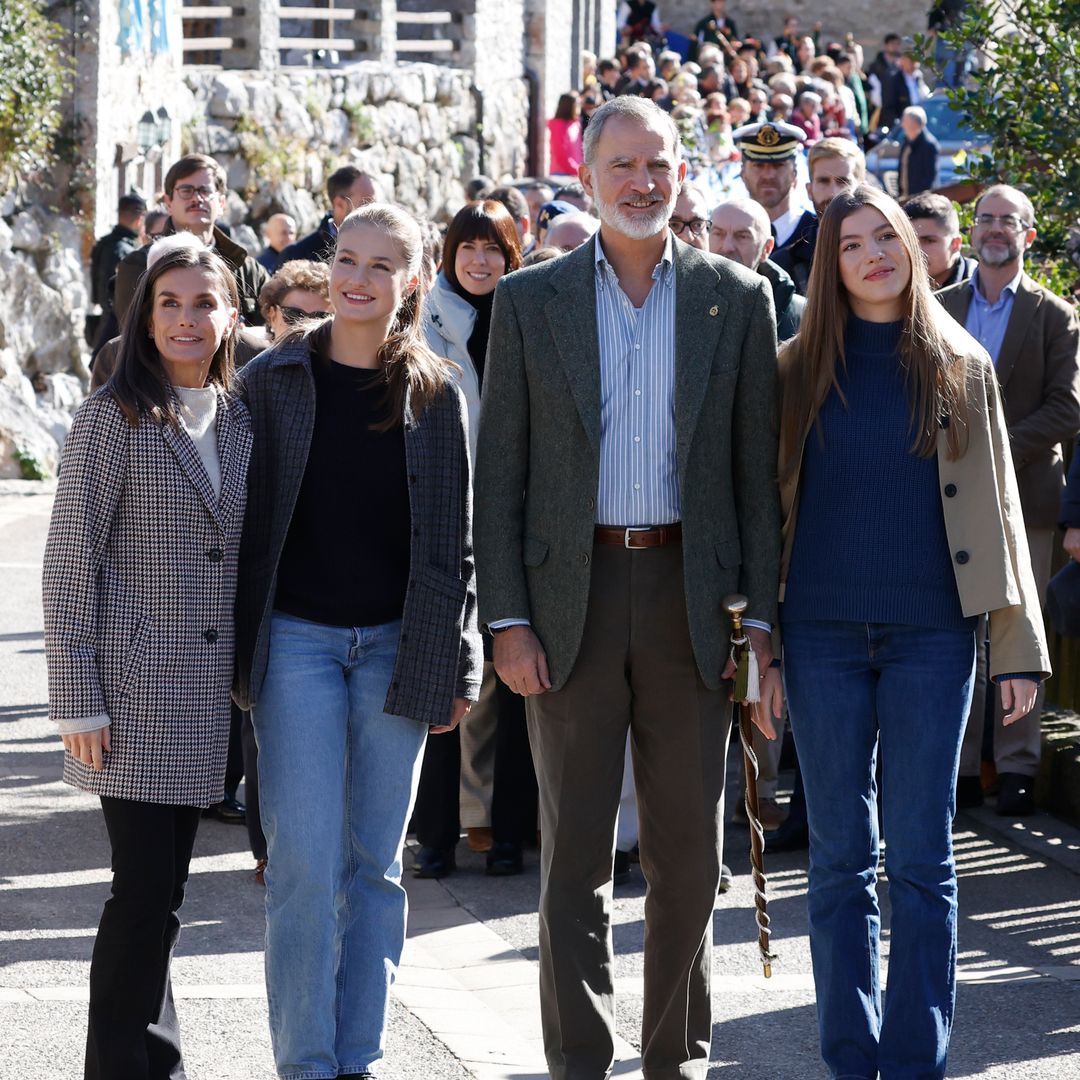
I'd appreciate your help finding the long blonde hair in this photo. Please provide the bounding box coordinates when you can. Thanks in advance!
[779,184,970,480]
[324,202,455,430]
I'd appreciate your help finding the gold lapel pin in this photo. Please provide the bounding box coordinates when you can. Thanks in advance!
[709,305,719,316]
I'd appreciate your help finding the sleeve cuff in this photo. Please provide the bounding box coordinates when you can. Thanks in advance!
[55,713,111,735]
[992,673,1042,685]
[488,618,531,630]
[743,619,773,634]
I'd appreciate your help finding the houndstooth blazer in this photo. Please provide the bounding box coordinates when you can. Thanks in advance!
[232,335,482,724]
[42,388,252,806]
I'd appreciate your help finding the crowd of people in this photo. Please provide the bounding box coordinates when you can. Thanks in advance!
[51,5,1078,1080]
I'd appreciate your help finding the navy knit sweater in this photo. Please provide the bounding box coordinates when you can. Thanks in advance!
[783,316,975,632]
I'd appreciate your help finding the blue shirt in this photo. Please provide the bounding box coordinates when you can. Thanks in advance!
[965,267,1022,366]
[594,233,680,526]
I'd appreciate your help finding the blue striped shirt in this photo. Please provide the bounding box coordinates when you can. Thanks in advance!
[595,234,680,526]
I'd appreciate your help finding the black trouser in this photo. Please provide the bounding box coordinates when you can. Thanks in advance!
[240,708,267,861]
[413,665,538,849]
[85,797,201,1080]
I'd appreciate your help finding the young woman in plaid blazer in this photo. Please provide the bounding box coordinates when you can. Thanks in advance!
[233,203,482,1080]
[43,239,252,1080]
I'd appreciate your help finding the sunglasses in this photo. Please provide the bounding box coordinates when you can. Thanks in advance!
[281,306,331,324]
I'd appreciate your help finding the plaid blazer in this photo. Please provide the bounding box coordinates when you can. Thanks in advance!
[232,337,482,724]
[43,388,252,806]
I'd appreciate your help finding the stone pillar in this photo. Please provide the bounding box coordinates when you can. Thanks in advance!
[372,0,398,65]
[229,0,279,71]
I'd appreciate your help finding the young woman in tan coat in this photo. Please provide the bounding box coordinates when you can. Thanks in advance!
[774,185,1048,1080]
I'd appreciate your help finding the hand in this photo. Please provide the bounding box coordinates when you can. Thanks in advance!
[721,626,774,681]
[493,625,552,696]
[430,697,472,735]
[1000,679,1038,726]
[750,666,784,741]
[1063,527,1080,562]
[61,724,111,770]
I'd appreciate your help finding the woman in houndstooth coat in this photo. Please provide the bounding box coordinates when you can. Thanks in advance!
[42,240,252,1080]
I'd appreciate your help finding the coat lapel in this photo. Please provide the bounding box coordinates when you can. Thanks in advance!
[673,243,728,478]
[994,276,1039,389]
[161,413,223,529]
[546,242,601,451]
[214,393,252,530]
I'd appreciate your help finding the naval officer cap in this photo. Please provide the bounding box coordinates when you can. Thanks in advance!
[733,120,807,162]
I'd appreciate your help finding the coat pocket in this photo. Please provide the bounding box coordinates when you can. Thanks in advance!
[523,536,550,567]
[118,616,152,699]
[715,537,742,569]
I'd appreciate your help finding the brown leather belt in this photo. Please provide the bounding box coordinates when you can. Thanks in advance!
[594,523,683,549]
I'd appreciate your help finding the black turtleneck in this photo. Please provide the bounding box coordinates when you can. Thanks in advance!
[452,281,495,389]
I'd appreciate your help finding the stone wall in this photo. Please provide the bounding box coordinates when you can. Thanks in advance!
[180,60,529,231]
[634,1,929,57]
[0,205,87,479]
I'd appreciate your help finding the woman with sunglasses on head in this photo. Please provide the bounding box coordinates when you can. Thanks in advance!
[413,200,538,877]
[233,203,481,1079]
[44,235,251,1080]
[775,184,1048,1079]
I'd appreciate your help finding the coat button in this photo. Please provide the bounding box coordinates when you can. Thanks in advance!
[408,474,418,484]
[580,552,590,565]
[944,484,957,498]
[204,628,219,643]
[587,496,596,510]
[955,551,970,565]
[207,548,224,562]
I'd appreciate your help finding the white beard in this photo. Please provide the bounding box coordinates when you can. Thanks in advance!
[593,187,677,240]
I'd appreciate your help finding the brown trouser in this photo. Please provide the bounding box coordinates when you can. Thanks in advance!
[960,526,1053,779]
[526,541,731,1080]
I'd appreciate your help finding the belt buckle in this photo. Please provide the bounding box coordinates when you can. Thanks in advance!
[624,526,651,549]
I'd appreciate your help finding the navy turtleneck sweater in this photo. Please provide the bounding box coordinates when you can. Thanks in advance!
[782,316,975,631]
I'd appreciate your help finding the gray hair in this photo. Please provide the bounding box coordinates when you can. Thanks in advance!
[974,183,1036,228]
[902,105,927,127]
[582,96,682,167]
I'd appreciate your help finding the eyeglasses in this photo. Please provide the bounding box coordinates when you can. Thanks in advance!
[281,306,331,325]
[974,213,1030,233]
[670,217,708,239]
[173,184,216,201]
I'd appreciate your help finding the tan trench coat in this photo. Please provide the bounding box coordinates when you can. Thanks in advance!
[777,339,1051,680]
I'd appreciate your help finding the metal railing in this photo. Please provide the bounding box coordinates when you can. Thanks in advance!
[395,1,467,64]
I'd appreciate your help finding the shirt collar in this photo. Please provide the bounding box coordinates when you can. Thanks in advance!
[971,265,1023,305]
[594,230,675,287]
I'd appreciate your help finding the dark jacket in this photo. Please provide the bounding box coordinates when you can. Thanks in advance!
[279,214,337,265]
[771,210,817,297]
[257,246,286,275]
[940,273,1080,527]
[231,335,482,722]
[758,259,805,343]
[879,69,928,131]
[939,254,978,291]
[115,222,270,328]
[899,129,940,198]
[1061,436,1080,528]
[473,236,781,691]
[90,224,140,310]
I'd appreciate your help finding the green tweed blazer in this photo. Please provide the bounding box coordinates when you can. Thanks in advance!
[474,235,782,692]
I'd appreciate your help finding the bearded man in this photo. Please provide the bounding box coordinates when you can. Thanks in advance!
[474,95,782,1080]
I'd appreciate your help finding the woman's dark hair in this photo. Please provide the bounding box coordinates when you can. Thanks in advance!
[441,200,522,294]
[554,92,580,121]
[325,203,457,431]
[109,245,239,428]
[779,184,971,480]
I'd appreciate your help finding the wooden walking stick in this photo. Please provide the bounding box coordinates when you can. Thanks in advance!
[723,594,776,978]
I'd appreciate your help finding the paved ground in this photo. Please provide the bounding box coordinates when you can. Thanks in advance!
[2,483,1079,1079]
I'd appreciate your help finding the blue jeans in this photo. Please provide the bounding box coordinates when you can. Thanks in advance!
[782,621,976,1080]
[252,613,428,1080]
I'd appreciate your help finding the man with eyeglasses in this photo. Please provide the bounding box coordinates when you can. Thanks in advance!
[667,182,709,247]
[941,184,1080,817]
[114,154,270,327]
